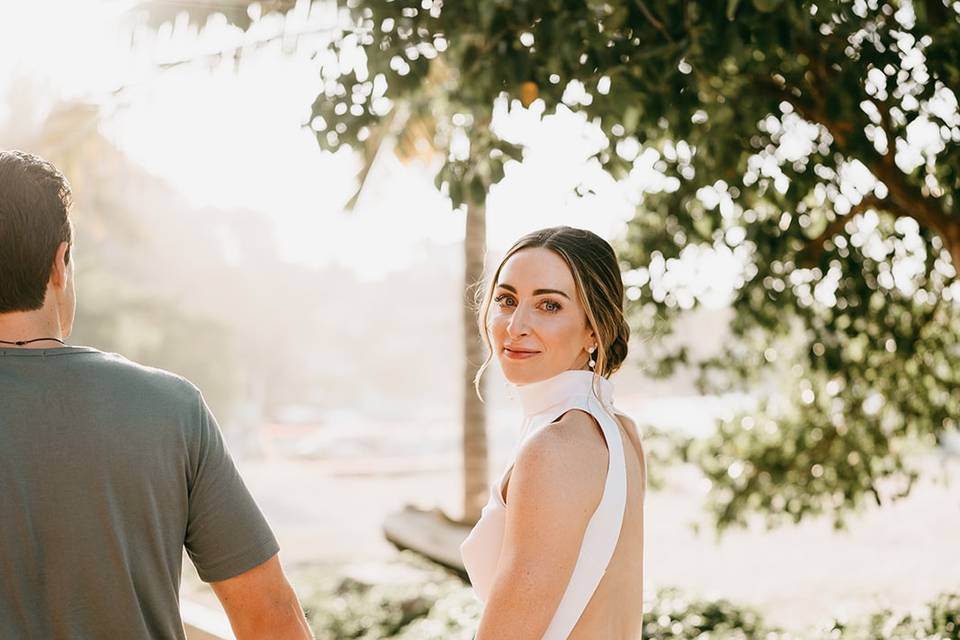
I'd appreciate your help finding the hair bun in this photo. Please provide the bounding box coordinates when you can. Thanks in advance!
[604,316,631,376]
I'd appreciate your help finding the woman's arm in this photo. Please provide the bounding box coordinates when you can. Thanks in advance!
[475,410,609,640]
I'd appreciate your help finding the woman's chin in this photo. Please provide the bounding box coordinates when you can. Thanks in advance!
[498,358,556,386]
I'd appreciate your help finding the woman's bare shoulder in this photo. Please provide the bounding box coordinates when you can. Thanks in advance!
[524,409,609,462]
[511,411,608,508]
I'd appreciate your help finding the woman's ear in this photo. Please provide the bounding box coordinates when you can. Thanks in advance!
[583,327,597,351]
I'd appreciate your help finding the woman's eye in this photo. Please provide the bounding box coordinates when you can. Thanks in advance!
[494,295,516,308]
[541,300,561,312]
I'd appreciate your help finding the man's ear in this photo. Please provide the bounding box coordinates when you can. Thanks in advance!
[49,242,71,290]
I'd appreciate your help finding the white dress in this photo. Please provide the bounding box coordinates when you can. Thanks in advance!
[460,369,632,639]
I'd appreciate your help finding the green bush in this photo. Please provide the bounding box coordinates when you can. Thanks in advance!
[826,592,960,640]
[299,555,960,639]
[392,588,481,640]
[306,581,433,639]
[642,588,790,639]
[300,553,476,640]
[299,556,784,639]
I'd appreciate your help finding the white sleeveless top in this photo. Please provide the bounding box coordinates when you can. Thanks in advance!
[459,369,630,639]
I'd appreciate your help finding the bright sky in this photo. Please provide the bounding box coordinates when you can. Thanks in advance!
[0,0,637,280]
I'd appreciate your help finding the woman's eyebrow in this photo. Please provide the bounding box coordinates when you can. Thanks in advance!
[534,288,571,299]
[496,283,570,299]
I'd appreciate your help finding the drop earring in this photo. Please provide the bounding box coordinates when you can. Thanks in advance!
[588,346,596,369]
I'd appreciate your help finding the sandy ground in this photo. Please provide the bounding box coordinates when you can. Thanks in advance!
[175,448,960,635]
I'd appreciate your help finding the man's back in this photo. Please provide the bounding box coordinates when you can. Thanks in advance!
[1,345,279,639]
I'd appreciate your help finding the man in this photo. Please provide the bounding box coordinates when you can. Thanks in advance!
[0,150,313,639]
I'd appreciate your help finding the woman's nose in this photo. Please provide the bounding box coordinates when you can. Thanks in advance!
[506,304,531,338]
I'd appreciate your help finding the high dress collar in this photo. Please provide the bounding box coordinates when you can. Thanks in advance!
[515,369,615,418]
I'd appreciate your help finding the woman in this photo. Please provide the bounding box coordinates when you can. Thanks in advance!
[461,226,647,639]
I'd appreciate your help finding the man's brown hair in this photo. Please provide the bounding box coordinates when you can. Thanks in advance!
[0,150,73,313]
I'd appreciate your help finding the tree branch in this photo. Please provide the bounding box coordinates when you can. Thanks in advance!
[875,97,897,164]
[871,160,960,272]
[798,195,883,267]
[753,75,854,147]
[155,24,339,69]
[634,1,674,44]
[755,72,960,273]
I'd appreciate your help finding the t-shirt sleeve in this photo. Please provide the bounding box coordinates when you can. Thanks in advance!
[184,390,279,582]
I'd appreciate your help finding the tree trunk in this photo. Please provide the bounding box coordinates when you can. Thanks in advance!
[461,199,489,525]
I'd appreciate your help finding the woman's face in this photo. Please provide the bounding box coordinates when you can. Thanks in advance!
[489,247,596,385]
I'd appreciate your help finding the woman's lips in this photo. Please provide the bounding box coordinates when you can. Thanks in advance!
[502,347,540,360]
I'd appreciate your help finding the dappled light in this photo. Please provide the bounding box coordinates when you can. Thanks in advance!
[3,0,960,638]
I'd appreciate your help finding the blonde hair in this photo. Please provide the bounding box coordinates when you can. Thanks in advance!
[474,226,630,394]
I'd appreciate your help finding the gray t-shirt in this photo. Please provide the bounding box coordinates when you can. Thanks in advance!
[0,346,279,639]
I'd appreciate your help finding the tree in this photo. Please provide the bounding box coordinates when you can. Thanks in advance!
[143,0,960,530]
[313,0,960,530]
[139,0,523,523]
[306,8,529,525]
[546,0,960,531]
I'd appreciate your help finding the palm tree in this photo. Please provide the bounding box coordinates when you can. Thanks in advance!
[349,99,491,524]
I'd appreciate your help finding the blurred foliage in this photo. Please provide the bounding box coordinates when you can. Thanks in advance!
[299,552,480,640]
[298,554,790,639]
[138,0,297,31]
[642,588,788,639]
[827,592,960,639]
[298,554,960,638]
[641,425,696,491]
[305,2,526,209]
[144,0,960,528]
[3,96,247,424]
[306,0,960,531]
[604,1,960,530]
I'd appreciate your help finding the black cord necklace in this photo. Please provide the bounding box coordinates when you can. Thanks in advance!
[0,337,66,346]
